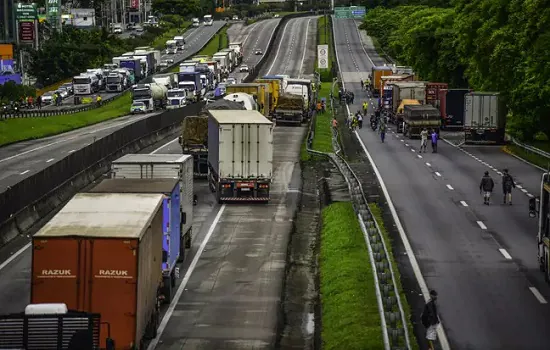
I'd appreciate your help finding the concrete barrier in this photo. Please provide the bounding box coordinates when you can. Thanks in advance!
[0,103,203,248]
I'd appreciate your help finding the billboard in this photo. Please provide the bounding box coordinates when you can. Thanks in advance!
[19,21,35,42]
[0,74,22,85]
[0,59,15,73]
[15,2,38,22]
[46,0,61,29]
[131,0,139,9]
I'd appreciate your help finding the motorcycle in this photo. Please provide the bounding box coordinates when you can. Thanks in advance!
[370,119,378,131]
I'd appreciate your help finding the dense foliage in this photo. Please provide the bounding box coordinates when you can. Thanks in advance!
[0,81,36,104]
[362,2,550,140]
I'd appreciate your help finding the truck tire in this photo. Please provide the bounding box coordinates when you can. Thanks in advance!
[162,276,172,304]
[185,229,192,249]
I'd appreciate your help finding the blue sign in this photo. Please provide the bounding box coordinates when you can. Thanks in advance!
[0,60,15,73]
[0,74,22,85]
[352,10,365,15]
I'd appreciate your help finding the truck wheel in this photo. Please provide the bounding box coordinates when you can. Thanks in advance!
[162,276,172,304]
[171,270,177,287]
[185,229,192,249]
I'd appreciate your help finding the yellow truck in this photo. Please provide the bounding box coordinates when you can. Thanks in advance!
[370,66,393,97]
[254,78,280,112]
[225,83,270,116]
[191,55,210,63]
[394,99,421,132]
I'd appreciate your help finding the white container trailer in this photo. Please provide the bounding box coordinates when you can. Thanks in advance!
[110,154,195,249]
[207,110,273,203]
[463,92,506,144]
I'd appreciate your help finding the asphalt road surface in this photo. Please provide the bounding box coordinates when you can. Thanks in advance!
[226,19,280,83]
[333,17,550,350]
[260,16,318,78]
[41,22,225,111]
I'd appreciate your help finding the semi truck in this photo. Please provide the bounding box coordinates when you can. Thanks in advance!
[0,303,113,349]
[167,88,192,108]
[179,116,209,178]
[273,93,305,125]
[379,74,415,99]
[106,72,126,92]
[220,48,238,69]
[110,154,194,249]
[285,78,313,117]
[228,42,243,64]
[394,99,421,131]
[72,74,99,104]
[174,35,186,50]
[255,78,281,110]
[87,178,182,302]
[213,52,231,77]
[463,92,507,144]
[402,104,441,138]
[207,110,274,203]
[370,66,393,97]
[528,173,550,282]
[224,92,258,110]
[425,82,448,109]
[117,57,144,81]
[30,193,165,349]
[225,83,270,116]
[438,88,471,130]
[132,83,167,112]
[178,71,204,99]
[153,73,177,89]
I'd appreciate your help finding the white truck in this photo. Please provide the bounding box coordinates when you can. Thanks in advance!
[153,73,177,89]
[207,110,273,203]
[72,74,99,104]
[106,72,126,92]
[228,42,243,64]
[203,14,213,26]
[213,52,231,77]
[223,92,258,111]
[132,83,167,112]
[220,48,238,69]
[167,88,192,108]
[464,92,506,144]
[192,18,200,27]
[174,36,186,50]
[110,154,195,249]
[86,68,105,90]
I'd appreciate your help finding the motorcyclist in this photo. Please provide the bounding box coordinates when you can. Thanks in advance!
[363,101,368,114]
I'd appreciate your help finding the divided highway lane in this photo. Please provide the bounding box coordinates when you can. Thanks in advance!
[261,17,318,78]
[227,19,280,83]
[41,22,225,110]
[334,17,550,349]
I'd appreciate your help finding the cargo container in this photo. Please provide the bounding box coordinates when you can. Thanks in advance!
[255,78,281,109]
[0,303,113,349]
[208,110,274,203]
[391,81,427,114]
[403,105,441,138]
[464,92,507,144]
[379,74,415,97]
[438,88,471,129]
[31,193,165,349]
[0,44,14,60]
[425,82,448,109]
[286,78,313,113]
[370,66,393,97]
[393,99,421,131]
[87,178,182,303]
[110,154,194,249]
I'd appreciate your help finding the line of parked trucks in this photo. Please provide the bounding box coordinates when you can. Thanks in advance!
[369,65,506,144]
[0,107,276,349]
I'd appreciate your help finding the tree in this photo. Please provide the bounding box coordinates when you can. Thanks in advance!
[152,0,201,17]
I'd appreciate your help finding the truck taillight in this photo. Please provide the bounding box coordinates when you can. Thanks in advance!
[222,184,231,188]
[259,184,269,189]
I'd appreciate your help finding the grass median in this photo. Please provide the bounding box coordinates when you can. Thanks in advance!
[504,141,550,169]
[320,201,384,350]
[316,15,333,82]
[0,93,132,147]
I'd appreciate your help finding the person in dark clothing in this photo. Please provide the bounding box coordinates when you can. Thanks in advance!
[421,290,440,350]
[479,171,495,205]
[431,129,438,153]
[502,169,516,205]
[360,80,364,90]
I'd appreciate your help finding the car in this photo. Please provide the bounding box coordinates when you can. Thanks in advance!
[113,27,123,34]
[56,89,68,99]
[254,49,263,55]
[274,14,280,18]
[60,83,73,94]
[159,60,169,68]
[41,92,54,105]
[130,101,146,114]
[166,48,177,54]
[166,58,174,64]
[135,25,144,32]
[226,77,237,85]
[232,15,239,20]
[239,64,249,72]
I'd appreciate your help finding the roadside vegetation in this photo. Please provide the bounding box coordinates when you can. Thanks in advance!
[320,201,384,350]
[316,15,335,83]
[0,93,132,147]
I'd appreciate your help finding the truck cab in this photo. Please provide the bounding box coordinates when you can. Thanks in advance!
[106,72,125,92]
[192,18,200,27]
[174,36,186,50]
[167,88,192,108]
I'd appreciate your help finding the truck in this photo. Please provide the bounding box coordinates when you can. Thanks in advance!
[206,60,221,85]
[224,92,258,111]
[105,72,126,92]
[394,99,421,131]
[153,73,177,89]
[379,74,415,99]
[391,81,427,114]
[132,83,167,112]
[167,88,192,108]
[402,104,441,138]
[255,78,281,110]
[273,93,305,125]
[228,42,243,64]
[110,154,194,249]
[116,68,134,87]
[262,74,288,91]
[213,52,231,77]
[207,110,274,203]
[30,193,165,349]
[285,78,313,116]
[174,36,186,50]
[463,92,507,144]
[0,304,114,349]
[220,48,238,70]
[203,14,213,26]
[166,39,177,51]
[225,83,270,116]
[425,82,448,110]
[438,89,471,130]
[86,69,106,90]
[528,173,550,282]
[87,178,182,302]
[118,57,144,81]
[195,62,214,90]
[192,18,200,27]
[370,66,393,97]
[178,71,204,99]
[72,74,99,104]
[134,52,156,75]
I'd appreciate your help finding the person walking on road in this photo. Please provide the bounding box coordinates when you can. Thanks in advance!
[379,123,386,143]
[480,171,495,205]
[360,80,364,90]
[420,128,428,153]
[357,113,363,129]
[421,290,440,350]
[431,129,438,153]
[502,169,516,205]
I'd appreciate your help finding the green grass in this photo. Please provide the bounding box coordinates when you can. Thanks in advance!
[504,145,550,169]
[320,202,384,350]
[369,203,420,350]
[316,15,334,82]
[150,22,191,50]
[312,82,334,153]
[0,93,132,147]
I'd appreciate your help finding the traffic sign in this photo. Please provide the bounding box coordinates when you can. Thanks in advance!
[15,3,37,22]
[19,21,35,41]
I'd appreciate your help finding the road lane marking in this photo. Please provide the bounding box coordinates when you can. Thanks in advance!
[411,149,415,152]
[46,158,54,163]
[417,155,422,158]
[401,139,404,142]
[147,204,226,350]
[426,162,431,167]
[446,184,454,190]
[476,221,487,230]
[151,137,179,154]
[297,18,312,77]
[529,287,548,304]
[435,171,441,176]
[0,243,32,272]
[527,193,534,198]
[499,249,512,260]
[516,185,523,189]
[521,188,528,193]
[460,201,468,207]
[266,19,291,74]
[19,170,30,175]
[405,143,409,147]
[68,149,75,153]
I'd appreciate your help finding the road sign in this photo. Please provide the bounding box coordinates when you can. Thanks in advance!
[15,3,37,22]
[46,0,61,29]
[19,22,35,41]
[317,44,329,69]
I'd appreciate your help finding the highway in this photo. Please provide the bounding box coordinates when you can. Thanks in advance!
[41,22,225,111]
[333,17,550,349]
[261,17,318,78]
[226,19,280,83]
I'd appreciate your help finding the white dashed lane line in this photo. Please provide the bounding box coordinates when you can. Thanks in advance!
[460,201,468,207]
[477,221,488,230]
[529,287,548,304]
[499,248,513,260]
[435,171,441,177]
[46,158,54,163]
[446,184,454,190]
[20,170,30,175]
[426,162,431,167]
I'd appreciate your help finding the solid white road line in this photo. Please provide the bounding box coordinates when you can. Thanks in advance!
[297,19,312,77]
[0,243,32,272]
[147,205,226,350]
[460,201,468,207]
[446,184,454,190]
[435,172,441,177]
[68,149,75,153]
[529,287,548,304]
[477,221,487,230]
[19,170,29,175]
[499,249,512,260]
[46,158,54,163]
[151,137,179,154]
[266,19,291,75]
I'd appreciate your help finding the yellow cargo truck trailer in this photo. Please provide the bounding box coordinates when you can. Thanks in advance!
[225,83,270,116]
[254,79,280,111]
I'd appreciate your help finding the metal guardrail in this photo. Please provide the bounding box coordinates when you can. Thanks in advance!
[306,91,412,350]
[511,137,550,161]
